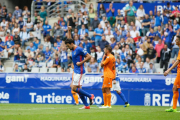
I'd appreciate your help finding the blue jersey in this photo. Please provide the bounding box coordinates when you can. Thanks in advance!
[72,47,87,74]
[43,24,51,35]
[114,74,120,81]
[57,41,62,48]
[61,50,68,62]
[44,51,52,60]
[149,32,156,42]
[5,41,14,49]
[0,41,4,51]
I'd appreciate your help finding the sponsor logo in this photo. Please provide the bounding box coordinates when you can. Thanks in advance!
[6,75,29,83]
[120,78,152,82]
[83,77,103,84]
[111,93,117,105]
[40,77,71,81]
[144,93,179,106]
[165,78,175,86]
[0,91,9,103]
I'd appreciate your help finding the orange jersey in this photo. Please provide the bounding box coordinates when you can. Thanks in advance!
[103,54,116,79]
[177,50,180,71]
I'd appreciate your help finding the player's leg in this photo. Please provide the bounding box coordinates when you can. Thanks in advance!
[116,90,129,107]
[105,87,111,107]
[71,90,79,105]
[102,88,107,106]
[72,73,94,106]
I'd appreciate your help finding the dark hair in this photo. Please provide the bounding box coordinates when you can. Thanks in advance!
[111,52,114,56]
[105,45,112,53]
[65,38,74,44]
[177,35,180,40]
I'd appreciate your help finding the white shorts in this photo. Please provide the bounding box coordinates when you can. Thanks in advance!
[73,73,85,86]
[111,81,121,91]
[4,49,13,53]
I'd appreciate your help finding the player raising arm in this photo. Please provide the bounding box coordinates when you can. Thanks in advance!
[100,45,116,108]
[65,38,94,109]
[164,35,180,112]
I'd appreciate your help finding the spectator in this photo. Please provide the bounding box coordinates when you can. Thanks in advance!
[94,24,103,46]
[125,1,136,24]
[74,35,81,46]
[82,11,89,29]
[0,38,5,52]
[143,57,151,71]
[154,10,162,32]
[116,9,123,26]
[96,46,103,63]
[39,6,47,23]
[12,6,22,20]
[67,12,76,29]
[100,16,106,30]
[25,18,33,32]
[136,5,145,18]
[136,57,143,69]
[34,23,42,40]
[148,28,155,42]
[170,6,180,19]
[138,64,146,73]
[108,16,116,27]
[44,46,52,63]
[61,21,68,35]
[130,26,140,38]
[78,24,88,40]
[146,43,157,62]
[0,19,8,29]
[98,4,106,20]
[56,37,62,48]
[169,60,177,73]
[155,39,164,63]
[20,27,29,47]
[160,44,171,72]
[52,54,61,68]
[90,48,97,60]
[165,2,174,13]
[60,46,68,72]
[26,42,36,52]
[90,16,100,31]
[147,63,156,73]
[142,14,151,36]
[12,23,20,35]
[22,6,30,22]
[119,59,128,73]
[110,37,116,49]
[25,48,34,58]
[137,44,144,57]
[6,12,12,22]
[53,24,64,40]
[83,38,92,54]
[13,63,21,72]
[129,66,139,73]
[35,49,45,63]
[22,64,31,72]
[42,20,52,37]
[106,3,115,18]
[18,17,24,31]
[0,61,4,72]
[81,4,88,13]
[1,5,7,21]
[26,55,35,68]
[14,49,27,66]
[98,35,109,51]
[5,36,14,57]
[88,3,96,26]
[171,34,179,58]
[87,57,99,73]
[13,33,21,49]
[165,25,175,48]
[33,37,40,50]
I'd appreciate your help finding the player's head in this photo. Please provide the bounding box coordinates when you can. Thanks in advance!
[65,38,75,50]
[175,35,180,46]
[104,45,112,55]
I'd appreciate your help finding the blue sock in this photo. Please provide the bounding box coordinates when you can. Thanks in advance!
[79,94,89,106]
[75,88,91,98]
[118,92,127,103]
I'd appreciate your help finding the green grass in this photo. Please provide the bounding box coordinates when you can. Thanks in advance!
[0,104,179,120]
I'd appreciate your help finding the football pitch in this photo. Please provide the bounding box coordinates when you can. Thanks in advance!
[0,104,179,120]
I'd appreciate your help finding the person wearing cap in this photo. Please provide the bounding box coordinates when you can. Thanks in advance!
[78,24,89,40]
[125,1,136,25]
[82,38,92,54]
[147,63,156,73]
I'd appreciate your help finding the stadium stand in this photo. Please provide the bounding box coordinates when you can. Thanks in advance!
[0,0,179,74]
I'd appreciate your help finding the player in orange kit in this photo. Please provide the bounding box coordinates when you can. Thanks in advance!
[164,35,180,112]
[71,64,79,105]
[99,45,116,108]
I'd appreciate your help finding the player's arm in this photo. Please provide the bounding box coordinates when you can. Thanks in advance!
[76,53,91,66]
[101,55,109,67]
[164,60,180,76]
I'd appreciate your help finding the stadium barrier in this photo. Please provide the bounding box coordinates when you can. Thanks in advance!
[0,73,179,106]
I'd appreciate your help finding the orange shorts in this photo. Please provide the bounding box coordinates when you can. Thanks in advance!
[71,90,77,94]
[174,74,180,88]
[102,77,113,88]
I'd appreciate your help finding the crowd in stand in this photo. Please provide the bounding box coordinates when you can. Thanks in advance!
[0,0,179,73]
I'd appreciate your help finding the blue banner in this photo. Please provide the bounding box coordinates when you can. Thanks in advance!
[0,73,176,90]
[1,88,180,106]
[97,2,180,16]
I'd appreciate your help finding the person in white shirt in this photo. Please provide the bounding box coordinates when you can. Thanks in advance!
[0,19,8,29]
[171,34,180,58]
[100,16,106,29]
[25,18,33,33]
[44,36,51,49]
[34,23,42,40]
[130,26,140,38]
[81,4,88,13]
[82,11,89,29]
[20,27,29,47]
[96,46,104,63]
[136,5,145,18]
[113,45,121,59]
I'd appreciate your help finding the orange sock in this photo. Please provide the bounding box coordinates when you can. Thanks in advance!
[173,91,179,109]
[106,93,111,107]
[73,94,79,104]
[103,93,107,106]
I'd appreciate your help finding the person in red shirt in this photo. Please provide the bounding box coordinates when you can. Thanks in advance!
[170,6,180,18]
[5,32,13,42]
